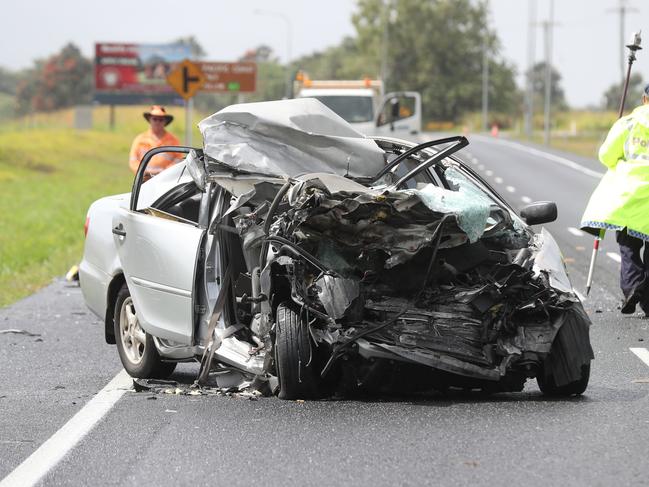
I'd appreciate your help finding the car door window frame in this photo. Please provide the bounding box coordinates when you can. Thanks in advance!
[130,146,194,211]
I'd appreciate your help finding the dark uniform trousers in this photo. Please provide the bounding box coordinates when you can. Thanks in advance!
[617,229,649,312]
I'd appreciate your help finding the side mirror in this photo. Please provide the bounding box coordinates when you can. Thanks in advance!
[390,98,400,120]
[520,201,557,225]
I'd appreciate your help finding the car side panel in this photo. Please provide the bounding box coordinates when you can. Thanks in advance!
[112,207,204,345]
[80,194,129,321]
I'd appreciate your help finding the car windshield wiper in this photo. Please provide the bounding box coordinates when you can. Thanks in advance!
[388,136,469,190]
[371,136,468,184]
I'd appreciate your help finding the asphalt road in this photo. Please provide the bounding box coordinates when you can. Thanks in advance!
[2,134,649,486]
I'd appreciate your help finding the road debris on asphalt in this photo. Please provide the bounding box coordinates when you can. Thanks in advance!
[0,329,41,337]
[132,377,267,400]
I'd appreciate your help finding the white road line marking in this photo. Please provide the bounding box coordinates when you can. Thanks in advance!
[567,227,585,237]
[606,252,622,263]
[0,370,132,487]
[485,169,494,176]
[521,196,532,203]
[494,176,503,184]
[471,158,478,165]
[472,135,605,179]
[478,164,485,170]
[506,185,515,193]
[630,348,649,368]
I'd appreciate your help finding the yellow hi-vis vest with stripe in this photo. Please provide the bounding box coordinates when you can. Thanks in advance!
[581,104,649,240]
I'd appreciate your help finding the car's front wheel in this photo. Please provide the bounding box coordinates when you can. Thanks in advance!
[274,303,321,400]
[114,284,176,378]
[537,362,590,397]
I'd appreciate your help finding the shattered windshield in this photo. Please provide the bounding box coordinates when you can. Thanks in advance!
[311,95,374,123]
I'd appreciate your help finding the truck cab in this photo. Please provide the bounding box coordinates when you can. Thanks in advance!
[295,78,421,138]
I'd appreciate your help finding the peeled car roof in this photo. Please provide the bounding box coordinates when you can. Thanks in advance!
[198,98,386,179]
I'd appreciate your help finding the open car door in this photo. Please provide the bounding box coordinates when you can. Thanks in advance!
[112,146,204,345]
[375,91,422,137]
[112,208,204,345]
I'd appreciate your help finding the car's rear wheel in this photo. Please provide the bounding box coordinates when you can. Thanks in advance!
[114,284,176,379]
[275,303,321,400]
[537,362,590,397]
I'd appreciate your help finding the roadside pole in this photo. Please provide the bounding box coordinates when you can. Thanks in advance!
[525,0,536,138]
[482,40,489,133]
[542,0,554,146]
[109,105,115,131]
[166,59,204,146]
[185,98,193,146]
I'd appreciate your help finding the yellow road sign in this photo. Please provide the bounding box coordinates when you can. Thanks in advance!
[166,59,205,100]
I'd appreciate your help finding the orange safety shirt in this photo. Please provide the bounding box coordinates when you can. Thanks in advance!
[128,129,183,174]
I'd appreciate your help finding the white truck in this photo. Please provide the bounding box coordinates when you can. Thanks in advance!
[294,77,421,138]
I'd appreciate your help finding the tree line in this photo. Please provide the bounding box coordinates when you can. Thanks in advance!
[0,0,641,122]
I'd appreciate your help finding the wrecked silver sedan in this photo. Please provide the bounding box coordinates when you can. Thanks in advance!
[80,98,593,399]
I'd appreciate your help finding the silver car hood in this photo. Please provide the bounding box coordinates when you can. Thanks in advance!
[198,98,386,179]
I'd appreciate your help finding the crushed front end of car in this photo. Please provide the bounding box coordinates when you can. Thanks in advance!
[241,174,593,397]
[195,99,593,399]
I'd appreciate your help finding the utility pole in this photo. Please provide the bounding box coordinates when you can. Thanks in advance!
[542,0,555,146]
[482,40,490,132]
[525,0,537,138]
[609,1,638,84]
[380,0,390,84]
[482,0,491,133]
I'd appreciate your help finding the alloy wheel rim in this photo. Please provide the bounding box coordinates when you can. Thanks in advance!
[119,297,146,365]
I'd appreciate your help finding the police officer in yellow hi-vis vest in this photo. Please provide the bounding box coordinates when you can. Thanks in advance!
[581,83,649,314]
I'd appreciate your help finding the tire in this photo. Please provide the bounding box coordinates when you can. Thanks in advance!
[274,303,321,400]
[537,362,590,397]
[114,284,176,379]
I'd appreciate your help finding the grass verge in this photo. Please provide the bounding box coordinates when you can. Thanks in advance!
[0,105,203,308]
[0,129,133,307]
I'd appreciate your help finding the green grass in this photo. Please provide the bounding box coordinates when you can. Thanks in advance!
[453,110,616,160]
[520,134,605,159]
[513,110,615,159]
[0,105,206,308]
[0,129,132,306]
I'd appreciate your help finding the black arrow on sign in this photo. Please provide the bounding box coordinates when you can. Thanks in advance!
[183,66,200,94]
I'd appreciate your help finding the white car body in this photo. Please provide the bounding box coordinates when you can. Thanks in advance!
[79,98,592,399]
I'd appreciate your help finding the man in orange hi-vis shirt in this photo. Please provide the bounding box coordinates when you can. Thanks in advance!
[129,105,183,179]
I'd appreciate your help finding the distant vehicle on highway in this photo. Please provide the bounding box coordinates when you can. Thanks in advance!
[294,74,421,137]
[79,98,593,399]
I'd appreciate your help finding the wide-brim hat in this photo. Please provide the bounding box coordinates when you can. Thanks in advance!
[143,105,173,126]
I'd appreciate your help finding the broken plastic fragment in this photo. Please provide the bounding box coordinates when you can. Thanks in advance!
[532,228,573,294]
[315,275,360,320]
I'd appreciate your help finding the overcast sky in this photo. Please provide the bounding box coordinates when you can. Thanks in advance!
[2,0,647,108]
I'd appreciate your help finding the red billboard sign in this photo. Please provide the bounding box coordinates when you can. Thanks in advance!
[198,62,257,93]
[95,43,191,94]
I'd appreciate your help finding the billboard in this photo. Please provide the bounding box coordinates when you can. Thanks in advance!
[94,42,191,104]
